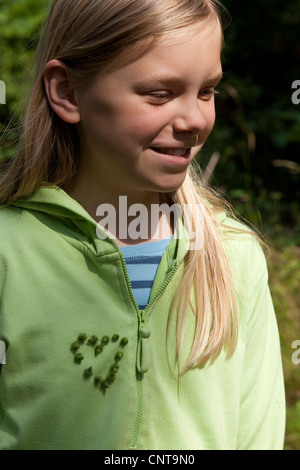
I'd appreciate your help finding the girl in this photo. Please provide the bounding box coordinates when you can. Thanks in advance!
[0,0,285,450]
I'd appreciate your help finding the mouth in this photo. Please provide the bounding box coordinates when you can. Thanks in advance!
[150,147,190,158]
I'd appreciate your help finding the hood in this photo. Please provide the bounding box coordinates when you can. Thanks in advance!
[10,186,116,256]
[10,186,193,262]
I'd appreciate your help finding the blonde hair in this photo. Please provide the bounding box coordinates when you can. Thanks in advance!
[0,0,241,373]
[170,165,239,373]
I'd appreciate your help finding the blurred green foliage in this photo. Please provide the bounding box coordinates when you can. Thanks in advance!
[0,0,299,450]
[267,241,300,449]
[0,0,49,159]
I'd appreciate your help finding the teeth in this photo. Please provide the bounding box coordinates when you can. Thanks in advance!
[156,148,187,156]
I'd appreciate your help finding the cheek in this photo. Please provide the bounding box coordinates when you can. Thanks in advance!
[122,108,168,143]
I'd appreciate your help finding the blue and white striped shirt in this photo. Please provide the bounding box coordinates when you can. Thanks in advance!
[119,237,172,310]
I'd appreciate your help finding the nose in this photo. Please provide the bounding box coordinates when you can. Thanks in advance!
[172,97,211,136]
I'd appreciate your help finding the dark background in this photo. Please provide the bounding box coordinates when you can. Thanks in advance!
[201,0,300,236]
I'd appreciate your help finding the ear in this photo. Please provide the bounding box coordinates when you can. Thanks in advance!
[43,59,81,124]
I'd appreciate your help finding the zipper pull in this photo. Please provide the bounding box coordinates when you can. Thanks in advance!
[136,326,151,373]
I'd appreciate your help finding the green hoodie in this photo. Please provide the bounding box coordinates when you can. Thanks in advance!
[0,187,285,450]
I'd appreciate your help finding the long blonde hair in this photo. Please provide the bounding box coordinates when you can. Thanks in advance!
[0,0,240,373]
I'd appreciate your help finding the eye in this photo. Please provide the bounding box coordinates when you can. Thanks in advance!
[199,87,219,101]
[147,90,173,104]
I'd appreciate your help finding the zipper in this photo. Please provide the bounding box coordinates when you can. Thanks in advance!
[142,259,179,314]
[119,254,142,313]
[120,254,180,375]
[128,258,180,449]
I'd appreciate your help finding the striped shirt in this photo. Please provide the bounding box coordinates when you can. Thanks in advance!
[119,237,172,310]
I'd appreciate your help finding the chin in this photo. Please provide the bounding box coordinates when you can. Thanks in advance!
[158,184,184,194]
[155,173,188,194]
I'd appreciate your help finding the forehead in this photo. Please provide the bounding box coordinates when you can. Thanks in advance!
[102,19,223,76]
[158,17,222,46]
[114,22,223,83]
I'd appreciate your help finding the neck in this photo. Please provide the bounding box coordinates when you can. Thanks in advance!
[65,175,174,246]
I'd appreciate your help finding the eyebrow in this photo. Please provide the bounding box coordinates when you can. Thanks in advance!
[133,71,224,89]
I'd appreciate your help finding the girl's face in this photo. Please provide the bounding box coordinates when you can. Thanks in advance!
[75,22,223,198]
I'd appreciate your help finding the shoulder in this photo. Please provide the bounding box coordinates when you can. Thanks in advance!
[216,211,268,290]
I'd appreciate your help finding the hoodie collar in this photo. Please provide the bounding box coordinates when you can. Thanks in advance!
[10,186,191,263]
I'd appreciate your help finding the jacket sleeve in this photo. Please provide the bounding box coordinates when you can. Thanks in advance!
[236,250,286,450]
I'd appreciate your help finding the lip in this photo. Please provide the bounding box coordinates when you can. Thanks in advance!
[150,147,191,159]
